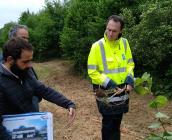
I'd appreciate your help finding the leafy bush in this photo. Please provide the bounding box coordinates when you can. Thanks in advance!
[135,73,172,140]
[123,0,172,96]
[19,1,66,61]
[60,0,98,73]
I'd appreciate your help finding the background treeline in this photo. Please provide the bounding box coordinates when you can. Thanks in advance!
[0,0,172,98]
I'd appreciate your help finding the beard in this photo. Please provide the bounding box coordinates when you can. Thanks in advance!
[10,63,29,79]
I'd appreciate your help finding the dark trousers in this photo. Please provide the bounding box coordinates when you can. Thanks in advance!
[102,114,123,140]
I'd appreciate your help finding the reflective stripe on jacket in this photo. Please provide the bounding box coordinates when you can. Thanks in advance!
[87,35,134,87]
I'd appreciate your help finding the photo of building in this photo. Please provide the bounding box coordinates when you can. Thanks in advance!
[2,112,53,140]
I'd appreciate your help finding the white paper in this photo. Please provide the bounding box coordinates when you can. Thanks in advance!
[2,112,53,140]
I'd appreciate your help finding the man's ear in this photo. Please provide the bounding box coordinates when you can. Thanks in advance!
[6,56,14,65]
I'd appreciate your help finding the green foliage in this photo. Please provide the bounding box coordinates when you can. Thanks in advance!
[153,82,172,99]
[123,0,172,97]
[60,0,98,73]
[18,1,66,61]
[155,112,170,119]
[0,0,172,96]
[149,96,168,108]
[146,133,172,140]
[134,73,172,140]
[0,22,16,48]
[129,0,172,75]
[134,72,152,95]
[148,122,161,129]
[97,0,130,19]
[30,11,56,60]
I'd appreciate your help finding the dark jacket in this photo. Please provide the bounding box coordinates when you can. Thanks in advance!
[0,54,42,111]
[0,64,75,139]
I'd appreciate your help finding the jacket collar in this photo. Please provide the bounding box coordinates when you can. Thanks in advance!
[104,33,121,46]
[0,64,19,79]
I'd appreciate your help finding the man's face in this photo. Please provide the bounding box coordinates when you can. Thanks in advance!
[16,29,29,42]
[11,50,33,75]
[105,19,122,41]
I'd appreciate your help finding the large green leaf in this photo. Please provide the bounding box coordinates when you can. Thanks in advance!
[147,77,152,91]
[149,96,168,108]
[148,122,161,129]
[141,72,151,81]
[149,101,158,109]
[146,134,162,140]
[155,112,169,119]
[146,137,162,140]
[163,136,172,140]
[163,131,172,137]
[134,72,152,95]
[134,86,150,95]
[134,77,144,86]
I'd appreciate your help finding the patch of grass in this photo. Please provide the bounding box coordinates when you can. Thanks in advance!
[32,63,59,80]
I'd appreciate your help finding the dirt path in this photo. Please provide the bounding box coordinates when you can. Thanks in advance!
[33,60,172,140]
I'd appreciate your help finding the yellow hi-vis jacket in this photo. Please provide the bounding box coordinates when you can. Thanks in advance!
[87,35,135,88]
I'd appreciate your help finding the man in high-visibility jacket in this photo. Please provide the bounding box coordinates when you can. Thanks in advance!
[87,15,134,140]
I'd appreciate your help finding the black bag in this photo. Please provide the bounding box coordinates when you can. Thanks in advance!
[96,92,129,115]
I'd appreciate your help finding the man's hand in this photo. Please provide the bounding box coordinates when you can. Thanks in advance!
[95,88,106,97]
[125,84,133,93]
[67,107,76,127]
[61,108,76,129]
[115,85,126,95]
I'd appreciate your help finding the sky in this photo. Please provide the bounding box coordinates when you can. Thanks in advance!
[0,0,46,28]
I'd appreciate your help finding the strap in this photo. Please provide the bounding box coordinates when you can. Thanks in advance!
[108,94,129,102]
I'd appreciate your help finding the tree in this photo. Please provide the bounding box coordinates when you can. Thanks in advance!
[124,0,172,97]
[18,1,66,60]
[0,22,16,49]
[60,0,98,73]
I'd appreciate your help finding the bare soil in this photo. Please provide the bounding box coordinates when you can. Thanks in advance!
[33,60,172,140]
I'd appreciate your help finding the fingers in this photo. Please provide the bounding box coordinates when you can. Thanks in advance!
[114,85,127,95]
[62,108,76,129]
[67,108,76,126]
[125,85,133,93]
[115,87,125,95]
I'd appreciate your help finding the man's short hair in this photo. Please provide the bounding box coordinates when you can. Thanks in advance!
[3,37,33,61]
[106,15,124,30]
[8,24,28,39]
